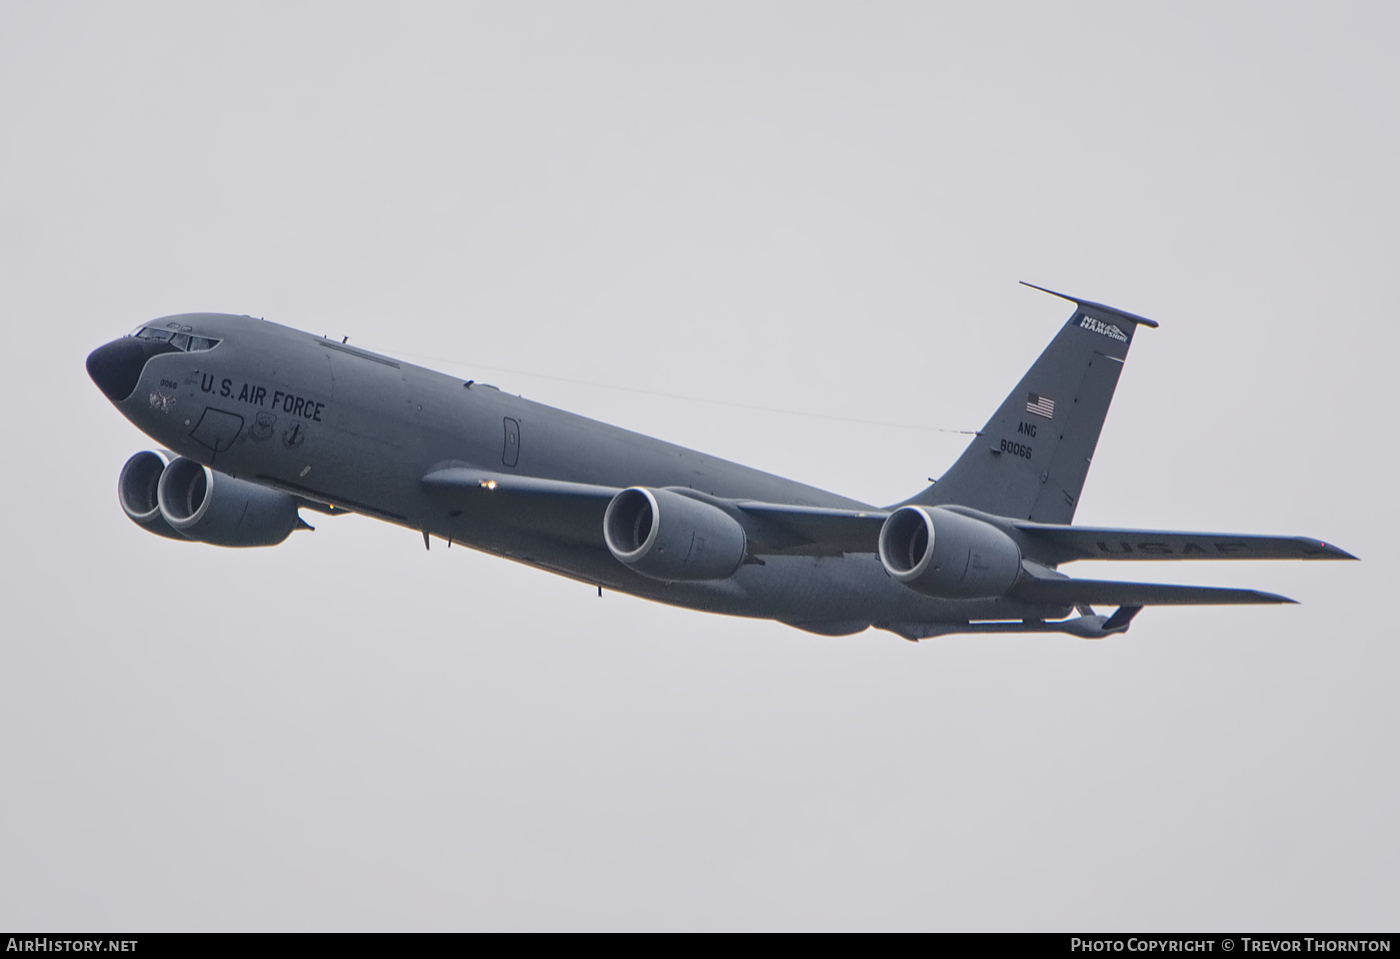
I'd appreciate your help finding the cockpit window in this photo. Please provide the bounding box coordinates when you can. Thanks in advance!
[132,326,221,352]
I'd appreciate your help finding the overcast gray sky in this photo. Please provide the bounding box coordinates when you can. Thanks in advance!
[2,0,1396,931]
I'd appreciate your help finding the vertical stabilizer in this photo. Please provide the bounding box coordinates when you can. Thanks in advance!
[902,284,1158,523]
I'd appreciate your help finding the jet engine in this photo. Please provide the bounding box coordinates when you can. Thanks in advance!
[152,456,300,547]
[877,506,1023,599]
[603,487,747,582]
[118,450,189,541]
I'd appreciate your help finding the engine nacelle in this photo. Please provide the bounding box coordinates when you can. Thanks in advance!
[118,450,189,541]
[156,457,299,547]
[877,506,1023,599]
[603,487,747,582]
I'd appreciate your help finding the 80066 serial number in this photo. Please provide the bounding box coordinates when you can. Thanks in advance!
[999,438,1033,459]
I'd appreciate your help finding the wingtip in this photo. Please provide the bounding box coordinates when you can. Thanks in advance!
[1296,538,1358,560]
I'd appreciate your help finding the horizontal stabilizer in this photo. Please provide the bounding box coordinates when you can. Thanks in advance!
[1018,282,1160,329]
[1011,569,1294,606]
[1013,521,1357,564]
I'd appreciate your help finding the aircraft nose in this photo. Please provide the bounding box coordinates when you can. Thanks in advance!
[86,337,169,403]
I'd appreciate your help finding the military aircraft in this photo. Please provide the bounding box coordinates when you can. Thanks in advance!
[86,284,1353,640]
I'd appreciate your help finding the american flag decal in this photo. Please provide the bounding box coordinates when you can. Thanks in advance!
[1026,393,1055,419]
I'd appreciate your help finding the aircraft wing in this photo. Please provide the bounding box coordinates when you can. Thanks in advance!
[739,505,1313,604]
[732,502,889,554]
[419,471,1353,606]
[421,469,891,554]
[421,468,618,545]
[719,507,1356,563]
[1011,521,1356,563]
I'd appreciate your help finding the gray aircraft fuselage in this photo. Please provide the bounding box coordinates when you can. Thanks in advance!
[91,291,1352,640]
[90,312,1070,633]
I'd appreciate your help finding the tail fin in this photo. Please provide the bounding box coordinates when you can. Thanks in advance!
[903,283,1158,523]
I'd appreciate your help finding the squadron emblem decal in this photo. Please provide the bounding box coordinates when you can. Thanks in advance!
[282,422,306,449]
[250,411,277,442]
